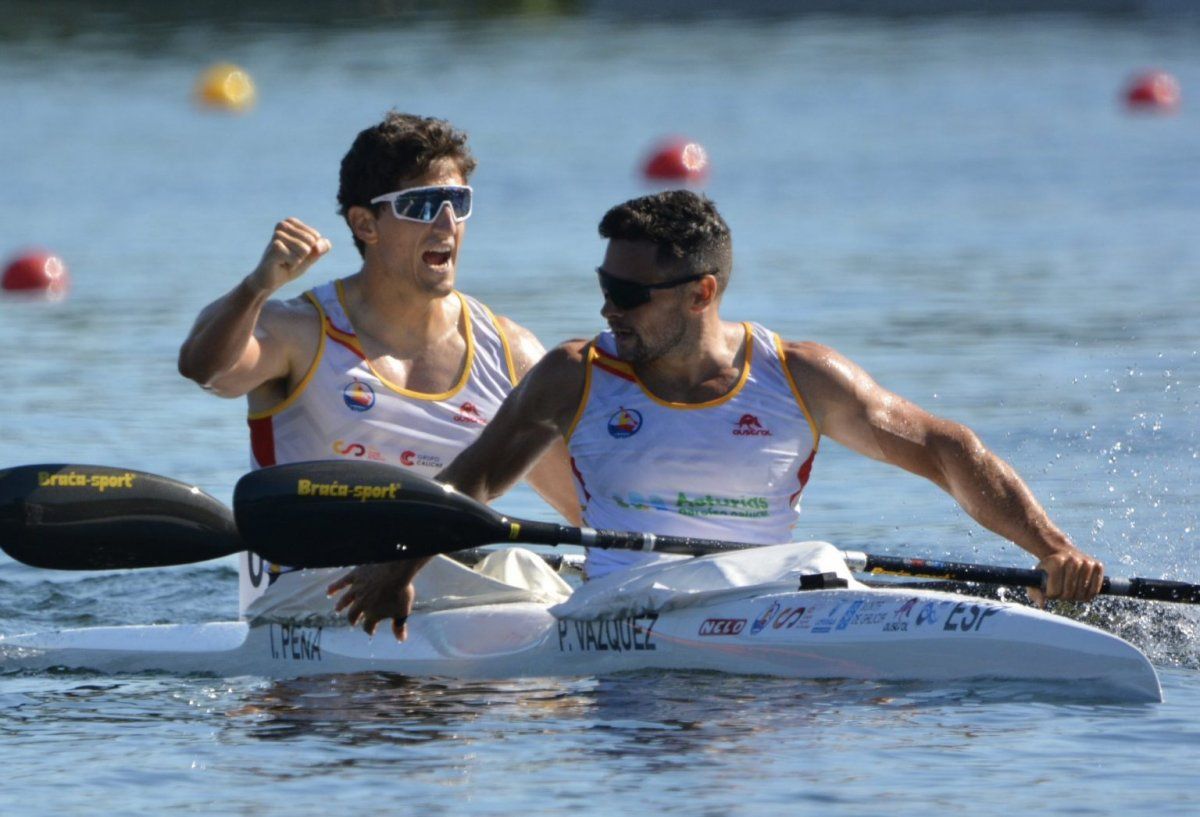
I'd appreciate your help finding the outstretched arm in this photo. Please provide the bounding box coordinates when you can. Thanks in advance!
[496,318,584,525]
[788,341,1103,602]
[328,341,590,639]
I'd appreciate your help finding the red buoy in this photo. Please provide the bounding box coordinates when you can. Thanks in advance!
[2,251,70,299]
[1124,70,1181,112]
[642,138,709,184]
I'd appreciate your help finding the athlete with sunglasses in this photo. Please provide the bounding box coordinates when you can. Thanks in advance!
[179,112,580,621]
[330,189,1106,639]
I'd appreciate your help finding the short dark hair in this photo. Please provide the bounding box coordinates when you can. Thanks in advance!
[598,190,733,292]
[337,111,477,255]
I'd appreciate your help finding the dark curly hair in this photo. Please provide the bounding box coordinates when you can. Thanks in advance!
[337,111,477,256]
[598,190,733,293]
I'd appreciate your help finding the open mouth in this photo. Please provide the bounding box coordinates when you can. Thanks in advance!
[422,249,453,269]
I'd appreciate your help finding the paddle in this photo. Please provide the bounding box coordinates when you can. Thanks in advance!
[0,464,243,569]
[233,460,1200,604]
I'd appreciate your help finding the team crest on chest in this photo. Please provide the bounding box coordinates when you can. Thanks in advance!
[343,380,376,412]
[607,407,643,438]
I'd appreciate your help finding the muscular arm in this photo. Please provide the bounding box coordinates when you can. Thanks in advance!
[178,218,330,397]
[491,319,584,525]
[329,341,589,639]
[787,341,1104,602]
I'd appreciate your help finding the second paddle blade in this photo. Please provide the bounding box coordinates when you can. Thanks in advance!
[0,464,243,569]
[233,460,513,568]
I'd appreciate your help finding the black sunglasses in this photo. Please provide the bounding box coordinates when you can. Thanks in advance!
[596,268,710,310]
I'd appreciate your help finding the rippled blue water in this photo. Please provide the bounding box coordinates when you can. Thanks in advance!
[1,7,1198,815]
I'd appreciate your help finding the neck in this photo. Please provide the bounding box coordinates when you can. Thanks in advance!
[634,317,744,400]
[341,270,460,355]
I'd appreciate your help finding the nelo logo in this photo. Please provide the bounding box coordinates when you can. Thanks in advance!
[607,407,643,438]
[732,413,771,436]
[343,380,376,412]
[453,402,487,425]
[698,618,746,636]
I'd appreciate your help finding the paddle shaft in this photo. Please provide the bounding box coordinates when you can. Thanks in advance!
[841,551,1200,604]
[428,518,1200,604]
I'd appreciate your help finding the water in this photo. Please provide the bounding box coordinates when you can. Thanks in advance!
[2,6,1199,815]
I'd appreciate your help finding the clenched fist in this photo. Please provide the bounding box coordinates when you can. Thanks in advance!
[248,218,332,294]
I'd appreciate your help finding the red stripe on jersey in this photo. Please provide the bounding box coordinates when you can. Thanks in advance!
[327,330,366,360]
[790,449,817,505]
[248,416,276,468]
[594,360,637,382]
[569,455,592,502]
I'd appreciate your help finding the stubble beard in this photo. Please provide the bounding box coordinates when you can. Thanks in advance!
[619,318,688,365]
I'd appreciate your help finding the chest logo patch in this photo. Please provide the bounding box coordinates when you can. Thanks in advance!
[607,407,643,438]
[733,413,772,436]
[343,380,376,412]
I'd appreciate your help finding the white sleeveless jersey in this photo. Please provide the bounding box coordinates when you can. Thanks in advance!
[566,323,819,579]
[239,280,517,614]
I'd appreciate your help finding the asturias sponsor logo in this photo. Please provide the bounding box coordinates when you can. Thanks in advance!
[343,380,376,412]
[607,407,642,438]
[611,490,770,518]
[453,401,487,425]
[732,413,771,436]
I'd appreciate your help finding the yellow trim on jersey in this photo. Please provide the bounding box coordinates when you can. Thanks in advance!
[773,332,821,451]
[334,283,476,402]
[564,342,596,442]
[478,300,518,386]
[247,290,328,421]
[621,322,755,411]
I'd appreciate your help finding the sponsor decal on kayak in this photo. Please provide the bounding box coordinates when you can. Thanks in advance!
[772,606,812,631]
[343,379,376,412]
[609,491,770,519]
[750,601,781,634]
[557,613,658,653]
[268,623,322,661]
[607,407,643,438]
[38,470,136,492]
[296,478,402,501]
[943,602,1002,633]
[698,618,746,636]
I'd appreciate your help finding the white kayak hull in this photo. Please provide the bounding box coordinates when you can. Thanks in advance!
[0,586,1163,702]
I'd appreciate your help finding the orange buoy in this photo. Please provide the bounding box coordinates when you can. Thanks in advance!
[1124,70,1180,112]
[642,137,709,184]
[2,251,70,299]
[195,62,256,112]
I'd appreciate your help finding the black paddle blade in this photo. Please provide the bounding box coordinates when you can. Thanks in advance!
[0,464,243,569]
[233,460,515,568]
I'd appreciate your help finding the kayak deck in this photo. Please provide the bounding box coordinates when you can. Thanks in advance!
[0,586,1163,702]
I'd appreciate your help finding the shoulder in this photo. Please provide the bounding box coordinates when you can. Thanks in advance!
[488,314,545,379]
[519,339,590,393]
[258,292,321,339]
[778,340,882,427]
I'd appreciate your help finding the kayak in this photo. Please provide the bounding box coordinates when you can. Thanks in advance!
[0,582,1163,702]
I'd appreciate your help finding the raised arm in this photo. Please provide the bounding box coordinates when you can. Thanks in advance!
[178,218,330,397]
[787,341,1103,602]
